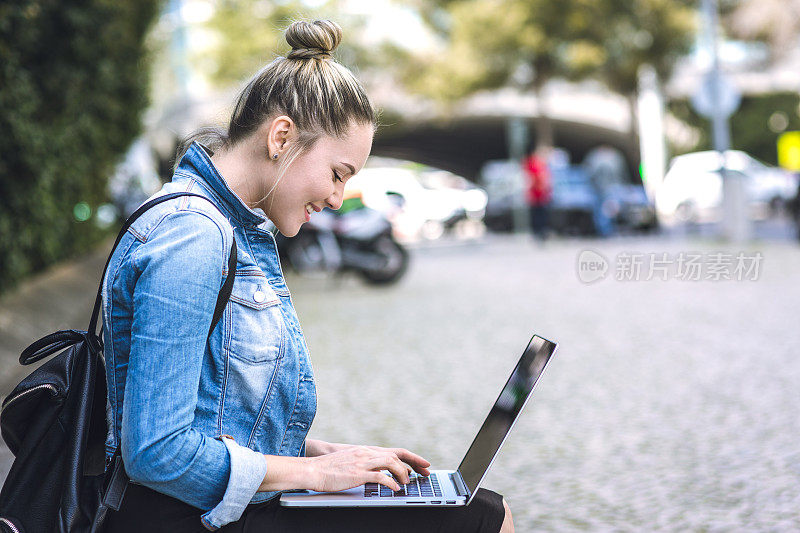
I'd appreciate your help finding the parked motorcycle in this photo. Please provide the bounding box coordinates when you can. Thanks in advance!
[275,206,409,285]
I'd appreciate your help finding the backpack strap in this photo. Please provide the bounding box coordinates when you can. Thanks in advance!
[87,192,238,339]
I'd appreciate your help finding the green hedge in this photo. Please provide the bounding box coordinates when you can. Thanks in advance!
[0,0,160,295]
[668,91,800,166]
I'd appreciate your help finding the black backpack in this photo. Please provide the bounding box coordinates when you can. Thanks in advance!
[0,192,237,532]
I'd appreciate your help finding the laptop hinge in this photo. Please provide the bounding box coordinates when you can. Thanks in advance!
[450,472,470,498]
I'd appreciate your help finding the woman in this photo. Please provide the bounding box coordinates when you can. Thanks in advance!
[102,19,513,532]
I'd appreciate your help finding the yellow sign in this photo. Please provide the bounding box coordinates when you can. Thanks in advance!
[777,131,800,171]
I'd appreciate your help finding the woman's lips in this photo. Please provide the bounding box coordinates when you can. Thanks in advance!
[304,203,321,222]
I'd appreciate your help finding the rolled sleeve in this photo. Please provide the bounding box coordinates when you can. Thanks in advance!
[200,437,268,530]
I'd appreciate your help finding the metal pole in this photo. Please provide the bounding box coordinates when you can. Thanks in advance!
[702,0,749,241]
[637,64,666,203]
[506,116,530,234]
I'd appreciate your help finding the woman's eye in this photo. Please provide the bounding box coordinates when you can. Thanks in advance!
[333,170,343,183]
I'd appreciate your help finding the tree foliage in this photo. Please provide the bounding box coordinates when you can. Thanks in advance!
[0,0,160,294]
[205,0,376,88]
[398,0,607,100]
[393,0,695,145]
[593,0,696,96]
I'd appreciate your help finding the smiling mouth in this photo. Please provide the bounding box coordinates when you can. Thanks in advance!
[304,203,317,223]
[306,203,323,215]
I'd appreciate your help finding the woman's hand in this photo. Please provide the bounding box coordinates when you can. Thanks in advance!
[304,438,342,457]
[305,439,430,474]
[307,445,431,493]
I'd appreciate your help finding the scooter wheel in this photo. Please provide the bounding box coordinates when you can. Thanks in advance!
[359,236,409,285]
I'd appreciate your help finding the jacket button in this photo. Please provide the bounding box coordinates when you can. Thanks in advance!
[253,290,266,303]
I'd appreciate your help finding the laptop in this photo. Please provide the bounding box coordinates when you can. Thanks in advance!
[280,334,558,508]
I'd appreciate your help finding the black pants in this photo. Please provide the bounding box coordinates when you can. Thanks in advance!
[106,483,506,533]
[528,204,550,239]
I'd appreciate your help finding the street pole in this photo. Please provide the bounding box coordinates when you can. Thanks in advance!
[702,0,749,241]
[506,116,530,234]
[637,64,666,203]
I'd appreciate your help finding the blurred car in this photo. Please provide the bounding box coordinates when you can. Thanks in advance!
[346,167,482,242]
[656,150,798,223]
[550,165,656,237]
[582,146,658,233]
[480,150,656,236]
[549,166,602,236]
[417,169,488,220]
[479,159,524,232]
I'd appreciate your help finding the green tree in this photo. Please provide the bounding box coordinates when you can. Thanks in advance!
[393,0,695,147]
[205,0,376,88]
[0,0,161,294]
[397,0,606,149]
[590,0,696,139]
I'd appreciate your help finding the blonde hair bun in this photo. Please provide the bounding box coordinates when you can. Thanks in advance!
[285,19,342,60]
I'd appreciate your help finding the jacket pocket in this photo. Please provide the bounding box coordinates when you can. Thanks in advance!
[227,273,284,364]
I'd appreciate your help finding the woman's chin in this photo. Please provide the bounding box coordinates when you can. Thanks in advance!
[277,222,301,238]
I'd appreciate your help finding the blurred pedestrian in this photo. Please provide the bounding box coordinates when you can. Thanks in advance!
[523,145,553,241]
[102,18,511,533]
[791,173,800,241]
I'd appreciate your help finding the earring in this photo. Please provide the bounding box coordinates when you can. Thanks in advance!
[272,153,278,160]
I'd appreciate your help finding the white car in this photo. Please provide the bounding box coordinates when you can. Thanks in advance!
[656,150,797,223]
[346,167,468,242]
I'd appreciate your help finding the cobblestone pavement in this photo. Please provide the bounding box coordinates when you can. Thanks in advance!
[2,233,799,531]
[292,234,800,532]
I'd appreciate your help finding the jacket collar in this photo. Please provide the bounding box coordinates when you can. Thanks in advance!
[175,141,268,228]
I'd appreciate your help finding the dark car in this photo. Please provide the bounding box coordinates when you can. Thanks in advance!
[582,146,658,234]
[549,166,605,236]
[601,182,658,232]
[549,165,657,236]
[480,153,657,236]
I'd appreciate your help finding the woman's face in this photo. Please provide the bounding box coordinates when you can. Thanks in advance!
[265,122,374,237]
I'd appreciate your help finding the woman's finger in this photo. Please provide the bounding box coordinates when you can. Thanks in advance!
[392,448,431,469]
[385,455,411,485]
[390,449,431,475]
[371,471,401,492]
[366,454,409,485]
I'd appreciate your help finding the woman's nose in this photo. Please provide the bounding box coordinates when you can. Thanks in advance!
[325,184,344,210]
[325,190,343,211]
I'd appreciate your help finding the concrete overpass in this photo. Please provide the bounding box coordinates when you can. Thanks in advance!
[371,114,640,183]
[366,79,642,183]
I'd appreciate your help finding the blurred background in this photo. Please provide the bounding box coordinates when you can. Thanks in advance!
[1,0,799,530]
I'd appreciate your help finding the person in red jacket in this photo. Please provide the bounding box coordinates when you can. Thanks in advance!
[523,146,552,240]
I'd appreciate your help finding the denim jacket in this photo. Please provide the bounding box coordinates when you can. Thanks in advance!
[101,142,317,530]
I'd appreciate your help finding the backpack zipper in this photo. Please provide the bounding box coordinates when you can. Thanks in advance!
[0,517,20,533]
[1,384,58,413]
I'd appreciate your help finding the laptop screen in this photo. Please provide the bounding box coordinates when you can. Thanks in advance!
[456,335,557,499]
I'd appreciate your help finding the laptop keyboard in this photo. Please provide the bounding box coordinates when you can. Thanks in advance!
[364,473,442,498]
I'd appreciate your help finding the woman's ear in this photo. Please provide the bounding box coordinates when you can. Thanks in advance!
[266,115,294,159]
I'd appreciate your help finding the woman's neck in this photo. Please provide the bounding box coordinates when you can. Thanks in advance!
[210,141,271,212]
